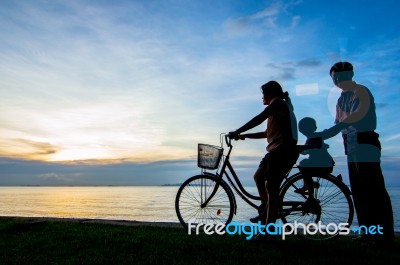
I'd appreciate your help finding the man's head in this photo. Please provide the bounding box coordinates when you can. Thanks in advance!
[330,61,354,88]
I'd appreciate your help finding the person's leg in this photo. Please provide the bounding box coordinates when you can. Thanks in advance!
[348,156,394,244]
[354,162,394,243]
[265,149,298,224]
[252,164,279,241]
[298,160,311,193]
[294,171,313,195]
[347,161,369,228]
[250,154,273,225]
[370,164,395,244]
[254,167,268,206]
[252,149,298,241]
[265,175,281,224]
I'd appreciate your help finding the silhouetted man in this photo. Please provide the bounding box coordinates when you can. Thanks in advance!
[317,62,394,246]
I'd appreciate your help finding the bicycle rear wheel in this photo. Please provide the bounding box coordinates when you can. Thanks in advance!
[279,173,354,240]
[175,174,235,230]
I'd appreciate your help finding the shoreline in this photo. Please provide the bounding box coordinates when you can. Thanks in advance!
[0,216,183,228]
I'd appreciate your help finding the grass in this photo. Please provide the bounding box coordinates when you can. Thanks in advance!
[0,218,399,265]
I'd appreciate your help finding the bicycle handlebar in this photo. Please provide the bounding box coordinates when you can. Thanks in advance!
[224,134,232,147]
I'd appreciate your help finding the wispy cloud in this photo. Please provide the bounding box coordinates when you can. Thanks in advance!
[222,1,302,38]
[384,134,400,142]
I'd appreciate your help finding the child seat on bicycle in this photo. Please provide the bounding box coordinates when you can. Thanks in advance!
[298,117,334,174]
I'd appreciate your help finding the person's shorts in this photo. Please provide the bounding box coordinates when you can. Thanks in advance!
[259,148,298,180]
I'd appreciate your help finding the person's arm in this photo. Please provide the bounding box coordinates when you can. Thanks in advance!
[238,131,268,140]
[231,105,274,137]
[313,123,346,140]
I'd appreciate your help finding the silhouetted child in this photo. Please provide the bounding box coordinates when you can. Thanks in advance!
[296,117,334,195]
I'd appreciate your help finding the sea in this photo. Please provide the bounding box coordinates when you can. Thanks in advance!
[0,186,399,231]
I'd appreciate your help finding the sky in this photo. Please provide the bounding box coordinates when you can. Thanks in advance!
[1,0,400,186]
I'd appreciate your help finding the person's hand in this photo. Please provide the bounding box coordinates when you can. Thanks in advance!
[237,134,245,140]
[228,131,239,140]
[228,131,246,141]
[296,145,306,153]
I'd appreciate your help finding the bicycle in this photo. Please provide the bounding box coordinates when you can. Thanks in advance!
[175,134,354,240]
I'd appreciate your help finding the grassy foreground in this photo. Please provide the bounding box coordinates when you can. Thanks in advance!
[0,218,399,265]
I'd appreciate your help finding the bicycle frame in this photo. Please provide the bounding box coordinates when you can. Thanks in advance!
[202,135,295,211]
[176,135,354,240]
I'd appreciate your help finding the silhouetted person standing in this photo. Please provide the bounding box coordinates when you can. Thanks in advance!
[317,62,394,246]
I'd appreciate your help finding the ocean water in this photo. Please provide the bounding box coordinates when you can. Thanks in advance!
[0,186,399,231]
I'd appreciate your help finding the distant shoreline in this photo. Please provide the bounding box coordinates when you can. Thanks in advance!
[2,185,183,187]
[0,216,182,228]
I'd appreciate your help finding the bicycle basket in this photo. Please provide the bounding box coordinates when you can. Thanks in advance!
[198,144,223,170]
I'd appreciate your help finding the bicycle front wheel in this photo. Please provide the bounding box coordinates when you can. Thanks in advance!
[175,174,235,229]
[280,173,354,240]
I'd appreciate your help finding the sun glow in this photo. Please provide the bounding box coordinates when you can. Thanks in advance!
[0,101,192,163]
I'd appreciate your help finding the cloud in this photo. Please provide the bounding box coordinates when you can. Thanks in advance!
[1,154,398,187]
[0,156,198,186]
[296,59,322,68]
[250,2,283,20]
[222,1,302,38]
[383,134,400,142]
[264,58,323,82]
[37,172,75,183]
[265,62,296,81]
[0,138,59,160]
[291,15,301,28]
[17,139,58,155]
[376,103,388,109]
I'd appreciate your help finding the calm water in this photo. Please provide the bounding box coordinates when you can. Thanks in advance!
[0,186,399,231]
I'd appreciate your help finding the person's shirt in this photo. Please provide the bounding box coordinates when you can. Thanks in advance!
[301,137,333,168]
[236,97,298,152]
[335,82,377,154]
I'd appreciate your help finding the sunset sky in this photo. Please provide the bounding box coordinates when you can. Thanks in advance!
[1,0,400,186]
